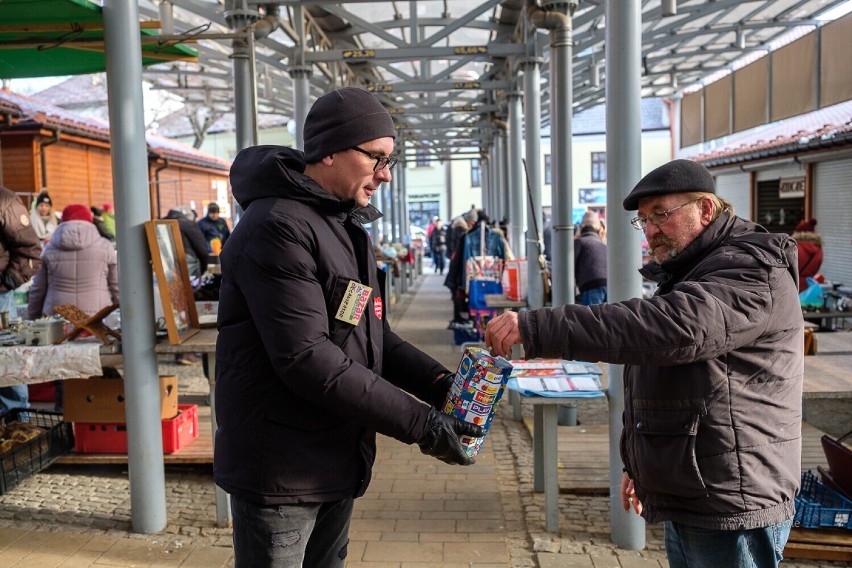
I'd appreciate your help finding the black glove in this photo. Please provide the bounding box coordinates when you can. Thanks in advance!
[417,408,485,466]
[428,371,455,409]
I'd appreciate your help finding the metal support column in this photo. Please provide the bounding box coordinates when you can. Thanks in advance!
[389,170,399,242]
[523,57,545,309]
[289,66,312,151]
[103,0,166,534]
[399,156,409,237]
[507,91,525,256]
[606,0,646,550]
[549,23,575,307]
[497,132,509,225]
[481,154,490,215]
[492,135,503,223]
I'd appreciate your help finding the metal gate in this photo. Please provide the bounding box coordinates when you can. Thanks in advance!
[813,158,852,286]
[715,172,752,220]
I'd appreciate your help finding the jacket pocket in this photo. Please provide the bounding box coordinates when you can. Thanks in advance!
[631,408,708,499]
[326,274,365,347]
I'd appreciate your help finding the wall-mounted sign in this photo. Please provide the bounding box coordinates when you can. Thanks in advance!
[579,187,607,204]
[779,177,805,199]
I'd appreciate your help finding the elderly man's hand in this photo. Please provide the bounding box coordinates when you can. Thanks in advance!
[484,311,522,358]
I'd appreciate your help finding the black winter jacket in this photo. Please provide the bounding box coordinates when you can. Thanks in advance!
[519,213,803,529]
[164,210,208,279]
[214,146,451,505]
[573,227,607,292]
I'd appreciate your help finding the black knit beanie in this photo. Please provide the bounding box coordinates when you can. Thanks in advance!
[623,159,716,211]
[303,87,396,163]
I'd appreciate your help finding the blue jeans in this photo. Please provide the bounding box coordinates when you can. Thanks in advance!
[579,286,607,306]
[0,291,27,415]
[230,494,352,568]
[664,519,793,568]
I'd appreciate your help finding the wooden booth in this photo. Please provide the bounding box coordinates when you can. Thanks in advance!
[0,89,231,219]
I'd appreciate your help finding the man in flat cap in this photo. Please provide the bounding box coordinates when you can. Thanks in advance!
[215,87,482,567]
[486,159,802,567]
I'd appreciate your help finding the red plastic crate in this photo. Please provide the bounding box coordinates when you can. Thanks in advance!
[73,404,198,454]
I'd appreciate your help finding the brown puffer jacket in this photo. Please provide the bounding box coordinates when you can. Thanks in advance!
[519,213,803,530]
[0,188,42,293]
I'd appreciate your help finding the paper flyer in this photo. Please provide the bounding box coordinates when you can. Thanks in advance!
[514,375,602,393]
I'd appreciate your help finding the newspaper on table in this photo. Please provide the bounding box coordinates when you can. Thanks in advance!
[508,358,605,398]
[442,346,514,458]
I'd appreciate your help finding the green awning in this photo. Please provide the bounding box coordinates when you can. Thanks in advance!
[0,0,197,79]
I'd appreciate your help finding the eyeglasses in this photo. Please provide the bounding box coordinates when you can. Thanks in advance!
[349,145,399,172]
[630,198,701,230]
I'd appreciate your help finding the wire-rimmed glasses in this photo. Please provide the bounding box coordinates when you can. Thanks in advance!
[349,145,399,172]
[630,198,701,230]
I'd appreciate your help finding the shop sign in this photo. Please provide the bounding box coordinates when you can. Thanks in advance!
[779,177,805,199]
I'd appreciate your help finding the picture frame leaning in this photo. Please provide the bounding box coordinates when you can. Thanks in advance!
[144,219,200,344]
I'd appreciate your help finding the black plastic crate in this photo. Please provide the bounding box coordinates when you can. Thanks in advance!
[794,470,852,529]
[0,408,74,495]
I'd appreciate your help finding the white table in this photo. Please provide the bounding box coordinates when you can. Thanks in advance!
[0,341,104,386]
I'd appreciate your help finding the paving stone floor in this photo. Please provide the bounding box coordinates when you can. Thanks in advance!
[0,269,845,567]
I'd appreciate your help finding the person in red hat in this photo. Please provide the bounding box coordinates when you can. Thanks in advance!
[27,204,120,410]
[793,218,823,292]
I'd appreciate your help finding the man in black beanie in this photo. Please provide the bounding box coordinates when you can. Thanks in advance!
[215,87,482,567]
[485,158,803,567]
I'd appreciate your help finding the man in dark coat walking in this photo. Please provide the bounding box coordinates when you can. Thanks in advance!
[486,159,802,568]
[214,87,482,567]
[573,211,607,305]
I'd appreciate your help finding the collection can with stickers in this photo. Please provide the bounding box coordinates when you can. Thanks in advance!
[441,346,514,457]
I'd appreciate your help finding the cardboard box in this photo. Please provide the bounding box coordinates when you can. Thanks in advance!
[73,404,199,454]
[63,375,179,423]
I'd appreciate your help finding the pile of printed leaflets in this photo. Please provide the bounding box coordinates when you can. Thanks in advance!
[507,359,605,398]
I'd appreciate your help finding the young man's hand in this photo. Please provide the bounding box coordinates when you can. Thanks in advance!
[417,409,483,465]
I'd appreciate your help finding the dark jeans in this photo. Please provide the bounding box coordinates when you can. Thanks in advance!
[664,519,793,568]
[432,250,446,273]
[579,286,607,306]
[231,494,353,568]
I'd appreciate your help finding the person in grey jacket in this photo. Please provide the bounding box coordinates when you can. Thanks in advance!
[27,204,119,320]
[485,159,802,568]
[27,204,119,412]
[215,87,482,568]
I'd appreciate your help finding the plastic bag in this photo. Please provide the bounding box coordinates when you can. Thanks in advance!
[799,277,824,309]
